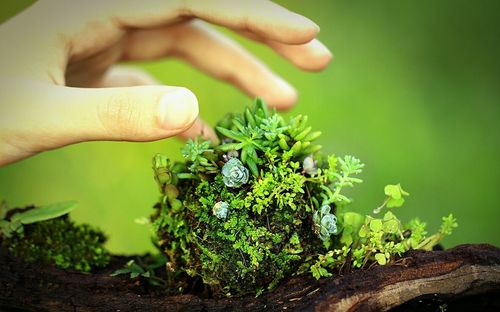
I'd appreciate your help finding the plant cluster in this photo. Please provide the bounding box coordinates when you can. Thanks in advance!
[150,98,457,296]
[0,199,110,272]
[111,254,168,287]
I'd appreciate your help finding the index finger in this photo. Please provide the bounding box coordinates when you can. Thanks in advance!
[117,0,320,45]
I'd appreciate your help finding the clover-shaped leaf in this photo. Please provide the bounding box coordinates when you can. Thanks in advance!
[374,253,387,265]
[384,184,409,208]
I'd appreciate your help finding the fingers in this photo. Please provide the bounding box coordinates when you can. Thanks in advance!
[238,31,333,72]
[178,117,219,144]
[0,79,199,165]
[124,21,297,109]
[62,85,199,142]
[95,66,218,143]
[93,66,161,88]
[182,0,319,44]
[116,0,319,45]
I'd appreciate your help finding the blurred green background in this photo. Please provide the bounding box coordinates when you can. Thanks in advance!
[1,1,499,254]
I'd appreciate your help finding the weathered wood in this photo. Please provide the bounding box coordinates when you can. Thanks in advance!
[1,244,499,311]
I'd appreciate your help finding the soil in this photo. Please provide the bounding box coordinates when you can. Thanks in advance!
[1,244,499,312]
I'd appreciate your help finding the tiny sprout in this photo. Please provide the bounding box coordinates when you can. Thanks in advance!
[212,201,229,219]
[313,205,338,241]
[222,158,249,188]
[302,155,318,175]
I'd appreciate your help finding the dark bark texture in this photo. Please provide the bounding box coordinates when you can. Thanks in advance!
[1,244,499,312]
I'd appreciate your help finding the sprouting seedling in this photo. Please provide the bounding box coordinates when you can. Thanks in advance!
[111,254,167,287]
[373,184,410,214]
[0,200,77,238]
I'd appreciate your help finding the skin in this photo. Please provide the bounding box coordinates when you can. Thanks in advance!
[0,0,332,166]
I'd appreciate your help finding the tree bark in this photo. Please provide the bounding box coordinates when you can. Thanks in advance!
[1,244,499,312]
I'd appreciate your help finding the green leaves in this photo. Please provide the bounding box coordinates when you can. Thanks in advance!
[13,201,77,224]
[149,97,458,294]
[316,155,364,206]
[373,184,410,214]
[111,255,167,286]
[111,260,147,278]
[1,201,77,238]
[384,184,409,208]
[311,263,332,280]
[369,219,383,232]
[153,154,177,192]
[374,253,387,265]
[440,214,458,236]
[415,214,458,251]
[214,98,323,177]
[3,212,109,272]
[339,212,364,247]
[180,138,218,174]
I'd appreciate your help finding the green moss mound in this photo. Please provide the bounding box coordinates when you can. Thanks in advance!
[151,99,457,296]
[1,203,110,272]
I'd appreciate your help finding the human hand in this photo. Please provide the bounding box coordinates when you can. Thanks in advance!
[0,0,332,166]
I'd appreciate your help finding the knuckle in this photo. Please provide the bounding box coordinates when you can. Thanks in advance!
[98,92,142,139]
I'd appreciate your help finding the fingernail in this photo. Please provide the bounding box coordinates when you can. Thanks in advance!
[266,76,298,110]
[159,88,198,130]
[300,16,320,34]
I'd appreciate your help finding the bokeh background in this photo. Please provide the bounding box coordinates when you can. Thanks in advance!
[1,1,499,254]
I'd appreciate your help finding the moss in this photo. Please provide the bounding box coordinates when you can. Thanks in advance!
[2,214,110,272]
[150,98,456,296]
[151,100,342,295]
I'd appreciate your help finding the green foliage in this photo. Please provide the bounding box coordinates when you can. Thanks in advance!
[111,254,167,286]
[150,98,457,296]
[313,205,338,241]
[0,201,110,272]
[215,98,322,177]
[309,191,457,279]
[0,200,77,238]
[373,184,410,213]
[181,138,218,174]
[2,217,109,272]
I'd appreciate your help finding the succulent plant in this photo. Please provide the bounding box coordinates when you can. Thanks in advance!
[313,205,338,241]
[150,98,456,296]
[212,201,229,219]
[221,158,249,188]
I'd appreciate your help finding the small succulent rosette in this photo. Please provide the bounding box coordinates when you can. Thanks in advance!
[313,204,338,241]
[212,201,229,219]
[222,158,249,188]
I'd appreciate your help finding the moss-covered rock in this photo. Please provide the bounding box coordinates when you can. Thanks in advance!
[1,203,110,272]
[151,99,354,295]
[151,99,457,296]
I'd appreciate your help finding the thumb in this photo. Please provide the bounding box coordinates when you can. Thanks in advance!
[47,84,198,143]
[0,81,198,164]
